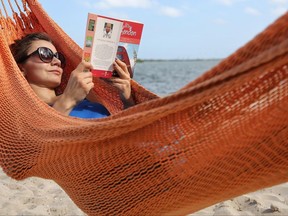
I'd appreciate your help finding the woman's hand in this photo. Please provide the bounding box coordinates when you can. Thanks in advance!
[106,59,135,108]
[53,60,94,115]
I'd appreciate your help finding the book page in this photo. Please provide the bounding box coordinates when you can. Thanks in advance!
[83,14,123,77]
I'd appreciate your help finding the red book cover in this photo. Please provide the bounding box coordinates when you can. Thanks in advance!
[117,20,144,78]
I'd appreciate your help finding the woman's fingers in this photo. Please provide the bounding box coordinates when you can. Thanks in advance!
[64,61,95,102]
[75,60,94,73]
[113,59,130,79]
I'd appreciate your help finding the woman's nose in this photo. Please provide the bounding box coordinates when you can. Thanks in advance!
[51,56,62,67]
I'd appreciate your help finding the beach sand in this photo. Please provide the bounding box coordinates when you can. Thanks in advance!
[1,168,288,215]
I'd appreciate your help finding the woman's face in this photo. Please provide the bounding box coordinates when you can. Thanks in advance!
[20,40,63,89]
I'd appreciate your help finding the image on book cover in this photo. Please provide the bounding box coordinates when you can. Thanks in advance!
[117,44,140,78]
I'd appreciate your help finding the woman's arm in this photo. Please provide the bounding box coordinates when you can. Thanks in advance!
[53,61,94,115]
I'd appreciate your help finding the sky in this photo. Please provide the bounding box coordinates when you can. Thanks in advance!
[38,0,287,59]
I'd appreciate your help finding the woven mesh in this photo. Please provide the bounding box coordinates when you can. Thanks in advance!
[0,0,288,215]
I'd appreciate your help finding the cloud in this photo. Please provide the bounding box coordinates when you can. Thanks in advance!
[80,0,184,18]
[216,0,249,6]
[245,7,261,16]
[78,1,93,8]
[268,0,288,16]
[89,0,154,9]
[269,0,288,4]
[159,6,183,17]
[217,0,234,5]
[213,18,228,25]
[272,7,287,16]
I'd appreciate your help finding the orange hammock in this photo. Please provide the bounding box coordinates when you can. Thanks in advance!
[0,0,288,215]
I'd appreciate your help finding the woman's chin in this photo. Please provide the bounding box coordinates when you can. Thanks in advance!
[48,81,62,89]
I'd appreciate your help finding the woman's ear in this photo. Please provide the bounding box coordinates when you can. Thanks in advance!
[18,64,27,76]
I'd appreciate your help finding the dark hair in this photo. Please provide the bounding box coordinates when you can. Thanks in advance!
[10,32,53,64]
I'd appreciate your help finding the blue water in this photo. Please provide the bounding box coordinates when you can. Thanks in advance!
[133,60,221,96]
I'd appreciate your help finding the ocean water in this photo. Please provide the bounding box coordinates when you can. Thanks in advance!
[133,60,221,96]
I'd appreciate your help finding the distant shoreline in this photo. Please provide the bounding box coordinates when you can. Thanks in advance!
[136,58,223,63]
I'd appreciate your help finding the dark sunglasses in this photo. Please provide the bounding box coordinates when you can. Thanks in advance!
[19,47,66,68]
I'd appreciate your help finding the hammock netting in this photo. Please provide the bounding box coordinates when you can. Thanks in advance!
[0,0,287,215]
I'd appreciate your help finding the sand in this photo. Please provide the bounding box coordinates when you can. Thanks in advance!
[1,168,288,215]
[0,168,85,215]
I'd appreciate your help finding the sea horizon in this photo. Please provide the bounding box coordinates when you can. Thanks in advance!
[137,58,223,63]
[134,59,220,96]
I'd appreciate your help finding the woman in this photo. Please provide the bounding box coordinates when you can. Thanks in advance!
[10,32,134,118]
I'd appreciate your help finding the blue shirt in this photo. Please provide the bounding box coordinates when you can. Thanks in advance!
[69,99,110,119]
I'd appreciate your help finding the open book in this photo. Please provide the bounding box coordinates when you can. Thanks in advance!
[83,13,144,78]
